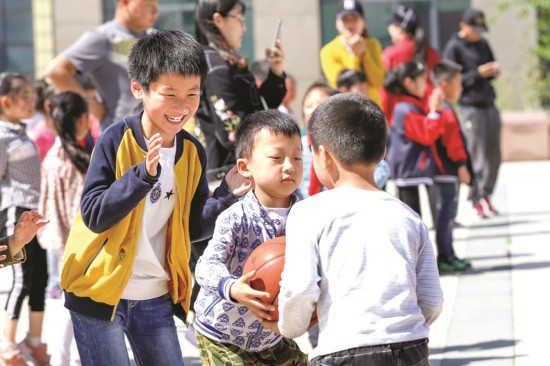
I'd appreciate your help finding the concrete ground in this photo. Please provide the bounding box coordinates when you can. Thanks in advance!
[1,160,549,365]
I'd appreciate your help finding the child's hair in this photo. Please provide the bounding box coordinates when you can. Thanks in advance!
[250,59,270,84]
[195,0,247,67]
[128,29,207,91]
[49,91,90,174]
[432,59,463,85]
[301,81,339,115]
[235,109,300,159]
[336,69,367,90]
[389,5,428,64]
[34,78,55,114]
[383,61,426,96]
[309,93,387,165]
[0,72,31,114]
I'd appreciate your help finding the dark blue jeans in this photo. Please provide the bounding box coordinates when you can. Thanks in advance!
[311,338,429,366]
[434,183,457,259]
[70,293,184,366]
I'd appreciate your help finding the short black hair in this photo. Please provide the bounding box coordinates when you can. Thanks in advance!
[383,61,426,96]
[309,93,387,165]
[128,30,207,91]
[235,109,300,159]
[336,69,366,89]
[432,59,462,85]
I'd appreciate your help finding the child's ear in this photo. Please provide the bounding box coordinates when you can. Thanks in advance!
[212,12,224,28]
[236,158,252,178]
[0,95,11,110]
[130,80,144,100]
[318,145,333,170]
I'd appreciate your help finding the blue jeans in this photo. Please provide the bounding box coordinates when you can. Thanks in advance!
[434,183,457,259]
[311,338,429,366]
[70,294,184,366]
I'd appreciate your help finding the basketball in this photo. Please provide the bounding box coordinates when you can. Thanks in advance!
[243,236,317,327]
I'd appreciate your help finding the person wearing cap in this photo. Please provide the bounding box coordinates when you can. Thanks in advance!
[320,0,384,108]
[442,8,501,218]
[381,5,440,124]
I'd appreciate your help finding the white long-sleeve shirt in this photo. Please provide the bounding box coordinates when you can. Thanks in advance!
[278,187,443,360]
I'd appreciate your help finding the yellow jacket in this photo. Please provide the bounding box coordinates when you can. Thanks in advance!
[320,35,385,107]
[61,113,236,321]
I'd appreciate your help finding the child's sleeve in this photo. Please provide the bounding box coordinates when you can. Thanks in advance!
[403,110,444,146]
[0,236,26,267]
[441,110,468,165]
[80,132,159,233]
[194,210,238,302]
[416,224,444,325]
[188,145,239,243]
[278,204,320,338]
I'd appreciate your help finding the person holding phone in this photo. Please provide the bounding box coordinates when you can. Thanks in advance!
[320,0,385,108]
[194,0,287,174]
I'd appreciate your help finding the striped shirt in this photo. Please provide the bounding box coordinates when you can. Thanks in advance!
[0,121,41,211]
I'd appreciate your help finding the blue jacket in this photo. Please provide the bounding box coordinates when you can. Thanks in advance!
[61,112,238,321]
[387,96,443,187]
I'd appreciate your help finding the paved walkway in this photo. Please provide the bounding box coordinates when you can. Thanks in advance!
[1,160,548,365]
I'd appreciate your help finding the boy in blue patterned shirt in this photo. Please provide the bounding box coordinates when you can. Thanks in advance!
[193,109,308,365]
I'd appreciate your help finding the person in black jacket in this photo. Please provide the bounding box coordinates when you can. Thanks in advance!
[194,0,287,176]
[442,8,501,218]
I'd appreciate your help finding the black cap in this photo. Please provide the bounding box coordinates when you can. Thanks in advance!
[462,8,488,33]
[336,0,364,19]
[386,5,419,35]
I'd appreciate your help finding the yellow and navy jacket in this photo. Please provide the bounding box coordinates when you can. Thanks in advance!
[61,112,237,322]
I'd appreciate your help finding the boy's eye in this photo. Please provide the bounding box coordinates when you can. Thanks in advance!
[269,156,281,160]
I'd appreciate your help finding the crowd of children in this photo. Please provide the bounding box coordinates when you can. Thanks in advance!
[0,0,504,365]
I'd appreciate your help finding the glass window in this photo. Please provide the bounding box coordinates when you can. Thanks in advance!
[0,0,34,75]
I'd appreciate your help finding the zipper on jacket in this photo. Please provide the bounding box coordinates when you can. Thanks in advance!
[83,238,108,276]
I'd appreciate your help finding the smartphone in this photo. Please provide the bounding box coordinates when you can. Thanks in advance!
[270,19,283,58]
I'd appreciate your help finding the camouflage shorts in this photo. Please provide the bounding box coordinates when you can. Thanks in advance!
[195,330,310,366]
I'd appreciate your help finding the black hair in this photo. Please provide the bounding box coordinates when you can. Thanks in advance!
[309,93,387,165]
[34,78,55,114]
[301,81,339,117]
[235,109,300,159]
[390,5,428,64]
[336,69,367,90]
[195,0,247,67]
[0,72,32,115]
[128,29,207,91]
[432,59,463,85]
[383,61,426,96]
[49,91,90,174]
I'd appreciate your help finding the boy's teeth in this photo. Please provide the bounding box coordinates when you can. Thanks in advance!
[167,115,183,122]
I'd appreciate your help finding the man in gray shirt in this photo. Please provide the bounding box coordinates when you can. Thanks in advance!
[46,0,159,131]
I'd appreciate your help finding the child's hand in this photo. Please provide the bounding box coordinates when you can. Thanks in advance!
[230,270,274,321]
[10,211,49,256]
[457,165,471,185]
[260,319,281,335]
[0,245,7,268]
[224,165,253,197]
[146,133,163,176]
[428,87,445,112]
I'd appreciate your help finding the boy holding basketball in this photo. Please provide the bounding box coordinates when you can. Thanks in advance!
[193,109,309,365]
[273,93,443,365]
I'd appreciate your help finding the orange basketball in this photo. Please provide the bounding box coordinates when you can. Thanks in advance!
[243,236,318,327]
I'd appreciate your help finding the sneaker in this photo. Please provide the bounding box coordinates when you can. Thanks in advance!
[0,345,27,366]
[483,196,499,214]
[437,258,457,273]
[475,202,487,218]
[450,256,472,271]
[19,339,50,366]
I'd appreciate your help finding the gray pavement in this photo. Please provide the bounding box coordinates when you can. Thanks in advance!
[1,160,549,365]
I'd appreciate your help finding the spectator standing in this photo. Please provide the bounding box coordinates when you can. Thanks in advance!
[382,5,440,123]
[0,72,50,366]
[320,0,385,107]
[45,0,159,131]
[442,8,502,218]
[194,0,287,175]
[278,74,297,120]
[37,91,90,366]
